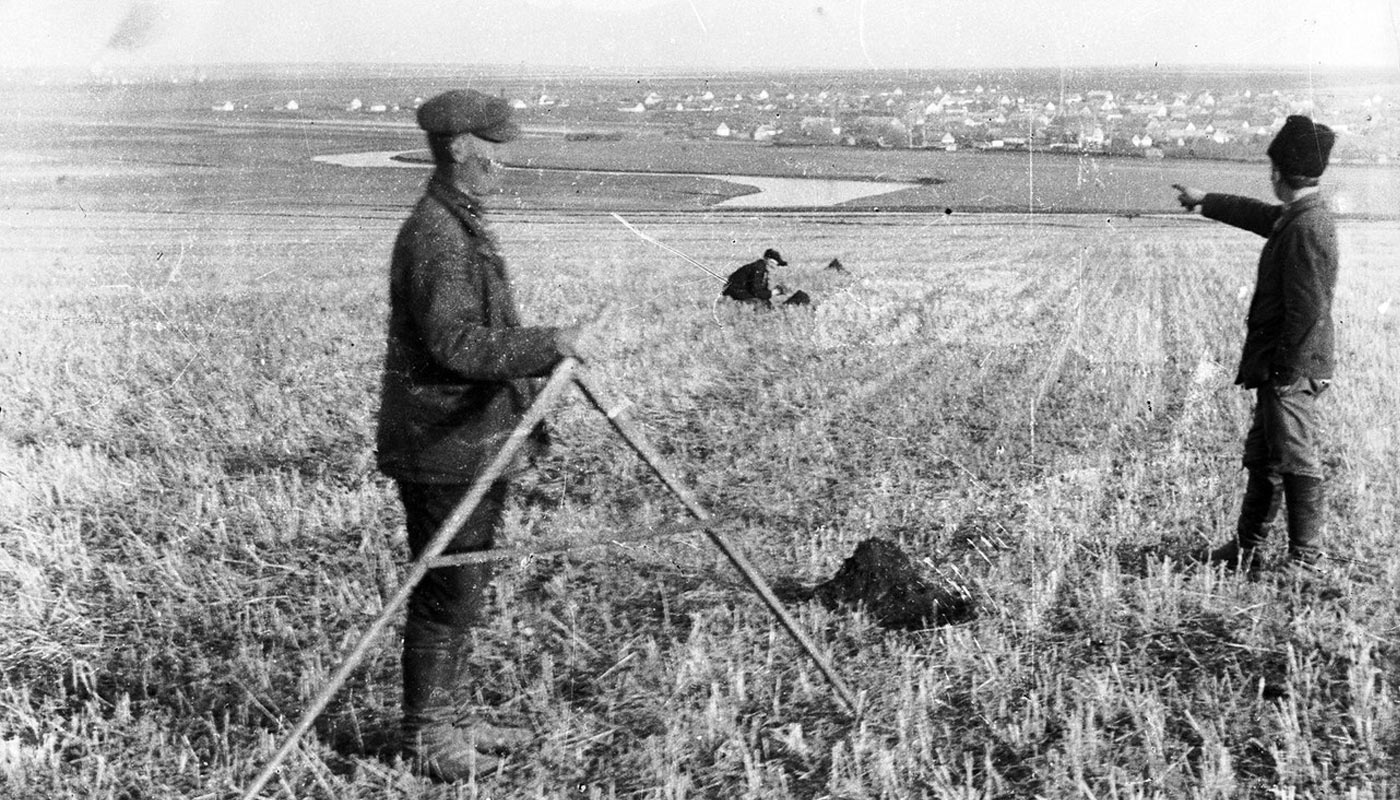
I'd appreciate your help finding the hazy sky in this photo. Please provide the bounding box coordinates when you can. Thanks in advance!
[2,0,1397,71]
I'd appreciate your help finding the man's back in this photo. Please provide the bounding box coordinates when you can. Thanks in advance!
[1202,191,1338,387]
[722,258,771,304]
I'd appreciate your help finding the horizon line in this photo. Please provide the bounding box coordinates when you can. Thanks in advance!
[4,61,1395,76]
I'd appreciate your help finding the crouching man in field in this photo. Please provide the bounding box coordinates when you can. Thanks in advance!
[376,89,588,781]
[1173,115,1339,577]
[721,247,810,307]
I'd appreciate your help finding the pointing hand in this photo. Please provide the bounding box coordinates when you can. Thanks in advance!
[1172,183,1206,211]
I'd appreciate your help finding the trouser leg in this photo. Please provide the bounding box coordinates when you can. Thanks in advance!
[396,480,508,780]
[1209,468,1281,574]
[1256,380,1329,564]
[1211,396,1286,573]
[1283,473,1325,564]
[400,480,506,632]
[1221,381,1329,570]
[1236,469,1283,550]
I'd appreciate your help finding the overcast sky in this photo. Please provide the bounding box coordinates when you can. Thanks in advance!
[2,0,1397,71]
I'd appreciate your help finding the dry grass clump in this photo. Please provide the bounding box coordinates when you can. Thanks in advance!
[2,210,1398,798]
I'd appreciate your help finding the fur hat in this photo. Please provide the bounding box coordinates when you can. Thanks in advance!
[416,89,519,142]
[1267,115,1335,178]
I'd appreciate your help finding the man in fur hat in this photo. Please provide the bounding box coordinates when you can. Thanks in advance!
[377,89,589,781]
[1173,115,1339,577]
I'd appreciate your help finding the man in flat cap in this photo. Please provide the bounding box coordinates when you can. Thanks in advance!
[721,247,807,308]
[376,88,588,781]
[1173,115,1339,578]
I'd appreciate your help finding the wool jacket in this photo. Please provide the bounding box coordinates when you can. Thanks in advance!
[722,259,773,305]
[376,176,563,483]
[1201,191,1338,388]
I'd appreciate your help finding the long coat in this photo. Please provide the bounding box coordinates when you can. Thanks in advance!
[376,176,563,484]
[1201,192,1338,388]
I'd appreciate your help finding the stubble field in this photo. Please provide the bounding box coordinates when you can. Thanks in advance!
[2,104,1400,799]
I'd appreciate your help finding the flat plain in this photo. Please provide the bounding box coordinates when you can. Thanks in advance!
[2,79,1400,799]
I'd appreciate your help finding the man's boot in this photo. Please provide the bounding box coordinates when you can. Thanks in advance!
[1207,470,1282,576]
[401,618,502,781]
[1283,473,1326,566]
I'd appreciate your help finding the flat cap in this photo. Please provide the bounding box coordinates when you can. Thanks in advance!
[1267,115,1335,178]
[416,89,520,142]
[763,248,787,266]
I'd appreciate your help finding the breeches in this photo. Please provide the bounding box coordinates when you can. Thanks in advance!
[1241,381,1329,478]
[397,480,509,631]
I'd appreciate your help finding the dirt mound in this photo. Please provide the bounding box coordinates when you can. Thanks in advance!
[811,538,974,630]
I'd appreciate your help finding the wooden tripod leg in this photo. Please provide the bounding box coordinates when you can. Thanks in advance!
[571,371,858,716]
[239,358,579,800]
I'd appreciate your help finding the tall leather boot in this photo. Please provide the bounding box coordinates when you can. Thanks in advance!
[1283,473,1326,566]
[401,617,501,781]
[1208,469,1282,576]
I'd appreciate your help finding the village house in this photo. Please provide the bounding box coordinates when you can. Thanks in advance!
[752,123,779,142]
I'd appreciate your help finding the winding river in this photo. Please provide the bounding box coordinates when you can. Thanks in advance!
[311,150,917,208]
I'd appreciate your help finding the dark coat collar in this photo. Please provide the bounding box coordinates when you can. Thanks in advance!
[1282,191,1325,217]
[427,174,490,235]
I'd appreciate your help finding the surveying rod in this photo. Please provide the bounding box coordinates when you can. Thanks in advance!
[611,213,730,284]
[572,371,859,715]
[239,359,578,800]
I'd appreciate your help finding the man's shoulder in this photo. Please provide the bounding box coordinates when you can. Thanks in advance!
[1297,197,1337,222]
[399,194,466,241]
[406,191,457,223]
[1285,196,1338,235]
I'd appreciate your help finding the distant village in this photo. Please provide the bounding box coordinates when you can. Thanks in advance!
[536,79,1396,165]
[202,73,1398,165]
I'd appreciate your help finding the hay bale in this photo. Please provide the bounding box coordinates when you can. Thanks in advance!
[813,538,973,630]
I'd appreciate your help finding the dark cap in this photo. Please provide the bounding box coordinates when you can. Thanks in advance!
[1267,115,1335,178]
[416,89,520,142]
[763,248,787,265]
